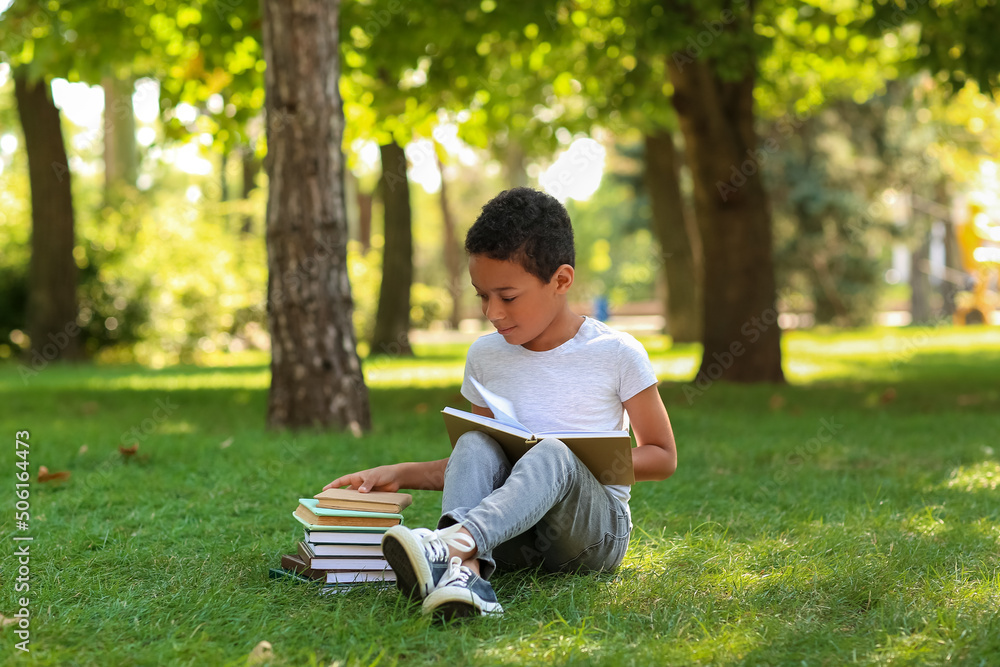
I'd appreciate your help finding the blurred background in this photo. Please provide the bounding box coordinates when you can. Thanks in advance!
[1,0,997,379]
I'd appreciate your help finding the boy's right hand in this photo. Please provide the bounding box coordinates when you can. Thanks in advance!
[323,464,402,493]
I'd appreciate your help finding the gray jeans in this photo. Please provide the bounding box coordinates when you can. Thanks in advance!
[438,430,631,580]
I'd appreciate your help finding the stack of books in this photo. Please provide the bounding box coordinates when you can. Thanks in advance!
[270,488,413,594]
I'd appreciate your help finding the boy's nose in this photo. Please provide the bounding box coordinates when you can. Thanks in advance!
[484,298,504,322]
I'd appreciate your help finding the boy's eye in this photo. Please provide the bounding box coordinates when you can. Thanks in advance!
[501,297,516,303]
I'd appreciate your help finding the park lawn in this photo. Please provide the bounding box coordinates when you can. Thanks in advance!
[1,326,998,666]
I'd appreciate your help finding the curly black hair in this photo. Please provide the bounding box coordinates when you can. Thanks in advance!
[464,187,575,283]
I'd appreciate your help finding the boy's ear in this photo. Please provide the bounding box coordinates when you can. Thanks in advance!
[551,264,575,293]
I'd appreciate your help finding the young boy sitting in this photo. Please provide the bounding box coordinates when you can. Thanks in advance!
[324,187,677,620]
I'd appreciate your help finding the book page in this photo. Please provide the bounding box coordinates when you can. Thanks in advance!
[469,377,525,430]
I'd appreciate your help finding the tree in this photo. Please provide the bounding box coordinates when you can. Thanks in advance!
[102,73,138,205]
[261,0,370,432]
[370,140,413,355]
[644,132,703,343]
[667,52,784,382]
[13,72,80,361]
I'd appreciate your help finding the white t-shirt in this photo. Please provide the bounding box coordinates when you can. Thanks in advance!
[460,316,659,517]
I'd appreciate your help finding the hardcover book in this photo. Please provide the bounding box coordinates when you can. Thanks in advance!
[294,499,402,528]
[314,488,413,514]
[304,528,384,545]
[296,541,392,571]
[441,379,635,485]
[292,511,389,534]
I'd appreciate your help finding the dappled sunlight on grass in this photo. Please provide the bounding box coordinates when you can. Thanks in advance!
[364,363,465,388]
[84,368,270,391]
[651,354,698,381]
[943,461,1000,492]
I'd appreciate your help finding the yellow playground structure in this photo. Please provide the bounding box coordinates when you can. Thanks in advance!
[954,202,1000,325]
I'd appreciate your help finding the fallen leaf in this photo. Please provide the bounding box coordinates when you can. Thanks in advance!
[38,465,71,483]
[0,614,19,627]
[769,394,785,410]
[247,640,273,666]
[78,444,88,455]
[879,388,897,404]
[220,437,234,449]
[119,444,139,460]
[414,403,428,414]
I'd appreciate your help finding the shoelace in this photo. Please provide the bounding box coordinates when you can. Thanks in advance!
[421,522,477,561]
[442,556,471,587]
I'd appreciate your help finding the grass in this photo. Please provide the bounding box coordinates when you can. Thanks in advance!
[1,325,998,666]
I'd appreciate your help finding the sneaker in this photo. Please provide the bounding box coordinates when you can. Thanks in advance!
[421,556,504,620]
[381,523,476,600]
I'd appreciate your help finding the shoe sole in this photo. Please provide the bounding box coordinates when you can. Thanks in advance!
[422,587,504,620]
[381,527,433,601]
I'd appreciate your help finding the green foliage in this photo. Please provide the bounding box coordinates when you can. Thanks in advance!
[347,236,452,340]
[71,189,268,364]
[1,328,998,664]
[866,0,1000,94]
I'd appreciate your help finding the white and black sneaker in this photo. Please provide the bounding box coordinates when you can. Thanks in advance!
[422,556,504,620]
[381,524,476,600]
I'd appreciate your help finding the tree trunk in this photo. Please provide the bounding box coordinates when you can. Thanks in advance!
[102,75,137,205]
[505,142,528,188]
[241,145,259,234]
[668,59,784,383]
[370,140,413,356]
[14,73,81,362]
[937,181,958,318]
[910,235,932,325]
[357,189,373,252]
[437,150,463,329]
[643,131,702,343]
[261,0,370,432]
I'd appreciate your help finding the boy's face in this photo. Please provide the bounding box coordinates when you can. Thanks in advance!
[469,254,573,351]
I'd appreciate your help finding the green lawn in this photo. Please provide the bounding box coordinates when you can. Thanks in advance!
[1,326,998,666]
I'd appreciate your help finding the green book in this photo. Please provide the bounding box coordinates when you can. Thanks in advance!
[298,498,402,520]
[293,499,404,529]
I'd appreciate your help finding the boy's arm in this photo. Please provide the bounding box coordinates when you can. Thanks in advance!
[323,458,449,493]
[623,384,677,482]
[323,404,494,493]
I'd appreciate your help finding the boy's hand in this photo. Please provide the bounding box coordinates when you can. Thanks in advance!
[323,464,402,493]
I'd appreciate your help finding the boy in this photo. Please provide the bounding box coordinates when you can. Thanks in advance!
[325,187,676,620]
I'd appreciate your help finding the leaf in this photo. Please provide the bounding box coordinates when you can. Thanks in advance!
[0,614,19,627]
[879,388,897,404]
[769,394,785,410]
[220,437,234,449]
[78,445,88,455]
[247,640,273,666]
[120,444,139,460]
[38,465,71,483]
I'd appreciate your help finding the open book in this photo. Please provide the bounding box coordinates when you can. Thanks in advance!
[441,378,635,486]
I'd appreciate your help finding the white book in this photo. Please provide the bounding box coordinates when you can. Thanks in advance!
[305,528,384,546]
[309,542,383,557]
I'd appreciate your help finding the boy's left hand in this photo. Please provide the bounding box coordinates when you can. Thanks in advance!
[323,464,403,493]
